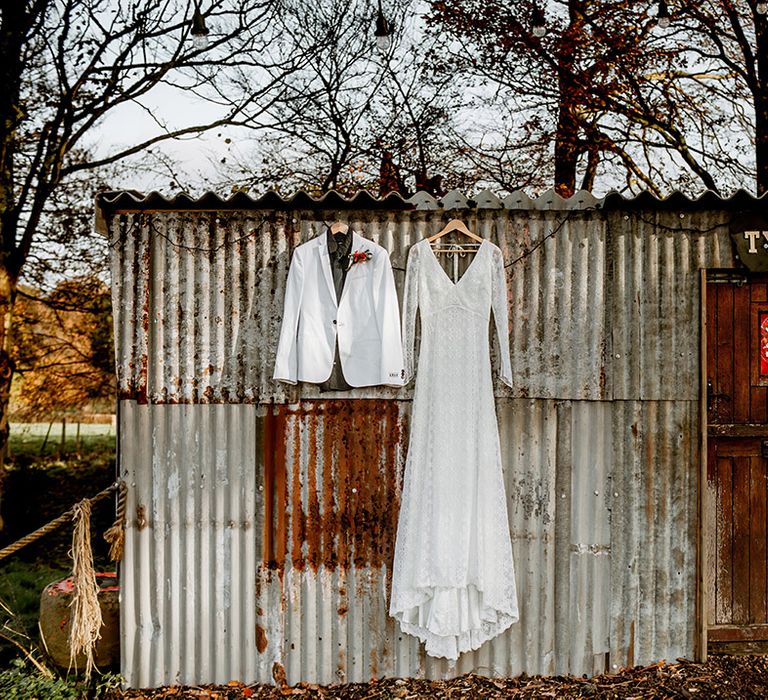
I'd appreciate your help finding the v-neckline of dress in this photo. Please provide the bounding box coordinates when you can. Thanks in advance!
[422,238,488,287]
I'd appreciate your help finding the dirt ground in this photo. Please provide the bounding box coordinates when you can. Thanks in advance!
[116,655,768,699]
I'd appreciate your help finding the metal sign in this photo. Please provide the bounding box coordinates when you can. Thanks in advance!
[731,214,768,272]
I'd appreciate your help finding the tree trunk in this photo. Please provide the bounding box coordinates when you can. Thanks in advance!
[757,91,768,197]
[553,0,583,199]
[554,99,579,198]
[0,268,16,532]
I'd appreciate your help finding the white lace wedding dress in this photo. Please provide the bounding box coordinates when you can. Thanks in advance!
[390,238,519,661]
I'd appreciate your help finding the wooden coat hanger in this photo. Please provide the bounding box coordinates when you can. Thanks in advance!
[427,218,484,253]
[330,221,349,235]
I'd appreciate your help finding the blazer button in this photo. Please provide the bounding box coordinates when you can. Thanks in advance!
[332,320,337,325]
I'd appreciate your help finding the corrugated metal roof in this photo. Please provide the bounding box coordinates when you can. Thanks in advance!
[98,187,768,218]
[601,189,768,211]
[99,189,413,213]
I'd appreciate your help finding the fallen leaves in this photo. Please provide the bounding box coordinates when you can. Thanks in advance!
[114,655,768,699]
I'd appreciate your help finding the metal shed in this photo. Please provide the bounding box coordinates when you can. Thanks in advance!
[98,187,767,689]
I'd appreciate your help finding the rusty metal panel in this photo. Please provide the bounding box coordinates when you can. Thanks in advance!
[252,399,616,683]
[608,400,699,669]
[109,208,615,405]
[608,211,734,400]
[145,212,291,404]
[563,401,612,675]
[118,392,699,688]
[110,214,150,401]
[253,399,556,684]
[260,400,405,572]
[119,402,261,688]
[505,212,610,400]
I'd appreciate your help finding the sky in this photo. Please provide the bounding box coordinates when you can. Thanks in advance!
[94,81,233,192]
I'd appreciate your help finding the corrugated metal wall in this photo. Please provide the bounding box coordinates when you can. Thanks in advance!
[107,191,735,688]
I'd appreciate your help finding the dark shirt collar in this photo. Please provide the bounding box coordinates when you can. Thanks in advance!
[326,227,353,257]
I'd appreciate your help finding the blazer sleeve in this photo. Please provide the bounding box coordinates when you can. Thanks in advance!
[491,244,514,388]
[273,247,304,384]
[373,246,405,386]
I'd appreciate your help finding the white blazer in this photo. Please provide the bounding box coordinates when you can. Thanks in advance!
[273,232,405,387]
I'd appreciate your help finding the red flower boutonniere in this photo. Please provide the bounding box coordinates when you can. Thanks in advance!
[348,249,373,268]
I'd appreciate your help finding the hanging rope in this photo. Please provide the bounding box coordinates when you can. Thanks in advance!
[103,480,128,562]
[0,482,120,562]
[68,499,101,678]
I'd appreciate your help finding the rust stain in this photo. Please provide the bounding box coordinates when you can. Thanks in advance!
[337,572,348,616]
[628,619,635,668]
[262,403,276,566]
[138,215,150,404]
[321,406,338,570]
[272,661,287,687]
[265,400,404,572]
[290,408,306,570]
[382,401,402,570]
[599,362,607,398]
[255,624,268,654]
[274,407,288,567]
[306,415,321,569]
[335,404,350,569]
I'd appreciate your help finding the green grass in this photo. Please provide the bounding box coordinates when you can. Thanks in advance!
[10,422,115,436]
[9,422,115,461]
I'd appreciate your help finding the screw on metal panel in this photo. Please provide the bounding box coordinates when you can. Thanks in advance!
[136,505,147,530]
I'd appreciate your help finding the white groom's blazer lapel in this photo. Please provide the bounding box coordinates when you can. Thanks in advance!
[316,235,337,306]
[339,232,367,305]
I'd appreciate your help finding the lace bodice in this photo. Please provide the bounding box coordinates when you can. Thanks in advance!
[401,239,513,387]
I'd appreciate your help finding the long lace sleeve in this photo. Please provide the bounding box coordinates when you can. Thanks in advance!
[401,242,421,384]
[491,244,514,388]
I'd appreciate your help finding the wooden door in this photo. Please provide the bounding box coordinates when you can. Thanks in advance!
[706,274,768,652]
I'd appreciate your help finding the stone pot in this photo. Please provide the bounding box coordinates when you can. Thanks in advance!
[38,572,119,670]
